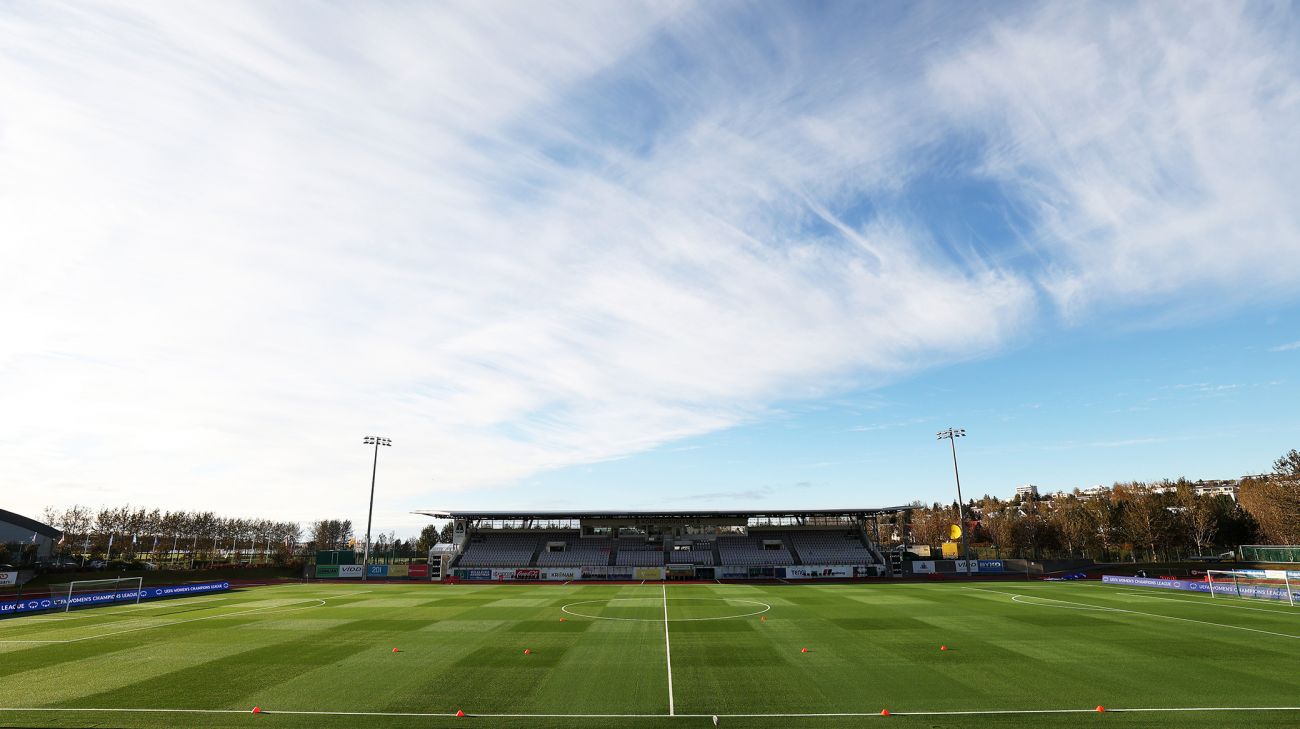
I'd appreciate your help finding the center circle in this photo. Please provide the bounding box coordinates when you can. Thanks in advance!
[560,597,772,622]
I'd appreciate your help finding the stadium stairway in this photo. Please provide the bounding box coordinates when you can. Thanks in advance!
[607,546,617,566]
[712,543,723,567]
[784,535,804,565]
[528,541,545,567]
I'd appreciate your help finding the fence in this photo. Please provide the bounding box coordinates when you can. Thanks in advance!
[1239,545,1300,563]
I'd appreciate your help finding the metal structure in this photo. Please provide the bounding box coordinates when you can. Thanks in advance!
[361,436,392,581]
[937,428,972,576]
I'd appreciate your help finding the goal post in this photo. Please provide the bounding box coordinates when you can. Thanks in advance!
[1206,569,1297,606]
[61,577,144,612]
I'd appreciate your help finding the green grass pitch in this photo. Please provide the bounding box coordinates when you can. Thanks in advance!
[2,580,1299,728]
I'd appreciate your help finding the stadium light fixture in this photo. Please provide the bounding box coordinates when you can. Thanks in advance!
[361,436,392,581]
[936,428,972,576]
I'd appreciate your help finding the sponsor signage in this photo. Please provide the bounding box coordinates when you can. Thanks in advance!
[513,568,541,580]
[338,565,364,578]
[634,567,664,580]
[1102,574,1294,601]
[466,568,492,580]
[0,581,230,617]
[978,560,1005,573]
[543,569,580,581]
[785,565,854,579]
[0,572,16,587]
[911,560,936,574]
[315,564,340,578]
[407,564,429,578]
[366,565,388,577]
[388,564,409,577]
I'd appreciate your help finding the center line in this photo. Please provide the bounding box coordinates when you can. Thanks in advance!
[662,583,674,716]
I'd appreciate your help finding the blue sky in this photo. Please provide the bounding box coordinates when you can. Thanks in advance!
[1,2,1298,535]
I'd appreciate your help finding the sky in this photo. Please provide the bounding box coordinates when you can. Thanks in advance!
[2,1,1299,537]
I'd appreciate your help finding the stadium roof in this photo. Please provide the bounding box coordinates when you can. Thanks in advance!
[0,508,63,539]
[413,507,913,520]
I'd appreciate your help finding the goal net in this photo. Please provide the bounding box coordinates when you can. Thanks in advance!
[1206,570,1297,606]
[57,577,144,612]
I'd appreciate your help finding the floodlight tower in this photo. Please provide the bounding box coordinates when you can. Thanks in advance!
[936,428,972,576]
[361,436,392,581]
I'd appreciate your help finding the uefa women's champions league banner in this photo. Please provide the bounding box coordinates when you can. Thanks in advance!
[1102,574,1295,601]
[0,581,230,617]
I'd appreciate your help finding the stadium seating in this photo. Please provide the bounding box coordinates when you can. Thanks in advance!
[717,534,793,566]
[666,550,714,565]
[786,530,877,564]
[612,538,666,566]
[456,533,542,567]
[536,538,611,567]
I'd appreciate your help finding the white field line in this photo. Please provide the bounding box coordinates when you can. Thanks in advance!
[2,706,1300,719]
[1088,583,1300,615]
[560,598,770,622]
[0,591,368,645]
[966,587,1300,640]
[662,582,674,716]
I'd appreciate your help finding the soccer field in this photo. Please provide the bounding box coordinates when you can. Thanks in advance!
[2,580,1298,728]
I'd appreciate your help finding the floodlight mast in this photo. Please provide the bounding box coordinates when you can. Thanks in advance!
[361,436,391,581]
[937,428,972,576]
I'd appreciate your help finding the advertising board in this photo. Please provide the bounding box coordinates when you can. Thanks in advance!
[543,568,580,581]
[785,565,853,579]
[1,581,230,617]
[1102,574,1294,601]
[0,572,15,587]
[338,565,364,578]
[315,564,340,578]
[634,567,664,580]
[514,568,541,580]
[388,564,409,577]
[366,565,388,578]
[407,564,429,578]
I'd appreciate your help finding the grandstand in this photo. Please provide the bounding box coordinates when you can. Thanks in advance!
[414,508,904,580]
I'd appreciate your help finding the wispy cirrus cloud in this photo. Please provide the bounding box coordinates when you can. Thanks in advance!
[1,2,1298,528]
[1270,341,1300,352]
[929,2,1300,321]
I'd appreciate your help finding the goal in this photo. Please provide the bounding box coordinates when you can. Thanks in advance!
[1206,570,1297,606]
[60,577,144,612]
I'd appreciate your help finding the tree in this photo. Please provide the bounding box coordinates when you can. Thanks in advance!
[1050,496,1096,558]
[1273,449,1300,478]
[1238,475,1300,545]
[1175,485,1220,556]
[310,520,354,551]
[416,524,440,553]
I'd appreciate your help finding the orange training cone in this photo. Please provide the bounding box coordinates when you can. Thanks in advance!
[455,709,465,718]
[524,648,531,655]
[940,645,948,651]
[392,647,400,653]
[880,709,890,716]
[1096,706,1106,713]
[760,616,766,622]
[251,707,261,714]
[800,648,808,653]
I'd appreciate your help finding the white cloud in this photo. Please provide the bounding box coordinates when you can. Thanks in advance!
[0,2,1034,529]
[2,2,1297,532]
[929,3,1300,320]
[1270,341,1300,352]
